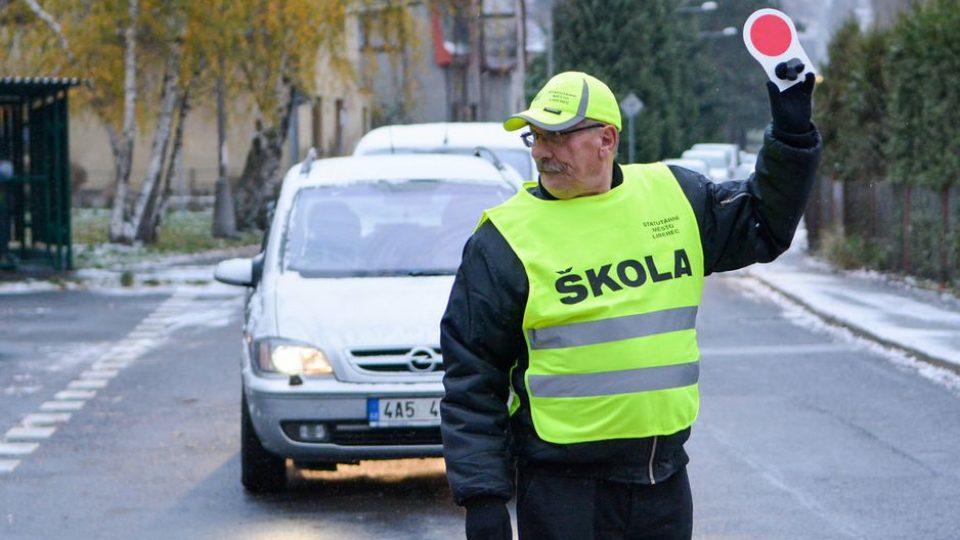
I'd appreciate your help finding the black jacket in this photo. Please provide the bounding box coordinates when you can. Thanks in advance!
[440,126,822,506]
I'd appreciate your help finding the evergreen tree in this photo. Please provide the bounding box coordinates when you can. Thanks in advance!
[701,0,782,146]
[551,0,722,162]
[816,18,863,184]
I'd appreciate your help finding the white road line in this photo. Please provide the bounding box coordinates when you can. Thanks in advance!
[40,401,85,411]
[136,318,168,326]
[0,293,203,475]
[126,331,157,339]
[92,361,129,370]
[68,379,109,390]
[5,426,56,440]
[54,390,96,400]
[22,413,71,425]
[81,369,119,379]
[101,352,140,363]
[699,344,854,356]
[112,341,154,352]
[0,442,39,456]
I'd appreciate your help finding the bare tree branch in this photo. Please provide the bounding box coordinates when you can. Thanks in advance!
[19,0,76,63]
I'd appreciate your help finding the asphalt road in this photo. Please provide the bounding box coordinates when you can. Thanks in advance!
[1,276,958,539]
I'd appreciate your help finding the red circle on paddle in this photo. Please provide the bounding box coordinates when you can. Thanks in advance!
[750,14,792,57]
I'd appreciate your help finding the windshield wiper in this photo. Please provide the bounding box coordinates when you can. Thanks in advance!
[406,269,454,276]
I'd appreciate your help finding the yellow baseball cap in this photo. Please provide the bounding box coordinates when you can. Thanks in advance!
[504,71,622,132]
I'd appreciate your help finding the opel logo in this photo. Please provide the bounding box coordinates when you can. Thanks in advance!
[405,346,440,373]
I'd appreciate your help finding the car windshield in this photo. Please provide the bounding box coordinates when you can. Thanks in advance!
[282,179,514,278]
[366,147,534,181]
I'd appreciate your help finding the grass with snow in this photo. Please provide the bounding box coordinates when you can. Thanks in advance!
[73,208,261,269]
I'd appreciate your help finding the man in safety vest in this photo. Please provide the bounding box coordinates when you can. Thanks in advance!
[440,70,820,539]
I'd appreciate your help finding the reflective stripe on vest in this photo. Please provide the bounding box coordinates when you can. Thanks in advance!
[528,360,700,398]
[528,306,698,350]
[482,162,705,444]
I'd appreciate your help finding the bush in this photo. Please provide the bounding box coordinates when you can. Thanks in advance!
[818,229,890,271]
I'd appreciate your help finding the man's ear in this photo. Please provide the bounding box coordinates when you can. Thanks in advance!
[598,125,619,160]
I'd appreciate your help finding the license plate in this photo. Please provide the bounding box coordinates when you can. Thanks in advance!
[368,397,441,427]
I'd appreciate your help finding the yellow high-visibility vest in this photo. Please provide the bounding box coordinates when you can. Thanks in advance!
[481,163,705,444]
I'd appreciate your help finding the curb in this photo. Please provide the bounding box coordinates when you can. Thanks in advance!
[746,270,960,376]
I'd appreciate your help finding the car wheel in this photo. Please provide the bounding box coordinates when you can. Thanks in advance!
[241,391,287,493]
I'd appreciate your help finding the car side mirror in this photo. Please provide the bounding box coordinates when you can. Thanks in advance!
[214,257,255,287]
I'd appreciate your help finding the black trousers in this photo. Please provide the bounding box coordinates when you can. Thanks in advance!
[516,466,693,540]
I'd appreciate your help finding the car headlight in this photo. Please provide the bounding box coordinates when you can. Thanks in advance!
[253,338,333,376]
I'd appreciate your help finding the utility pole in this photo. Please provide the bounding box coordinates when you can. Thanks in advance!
[467,0,483,120]
[511,0,527,111]
[545,0,554,77]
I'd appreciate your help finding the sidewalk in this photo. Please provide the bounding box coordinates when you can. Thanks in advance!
[0,244,258,293]
[746,248,960,374]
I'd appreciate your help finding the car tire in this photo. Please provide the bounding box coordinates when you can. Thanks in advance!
[241,391,287,493]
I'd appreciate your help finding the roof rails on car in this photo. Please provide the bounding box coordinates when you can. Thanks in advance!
[299,147,317,176]
[473,145,506,171]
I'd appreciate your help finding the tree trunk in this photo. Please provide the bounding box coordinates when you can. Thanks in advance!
[145,87,191,243]
[125,45,182,243]
[901,183,912,272]
[109,0,140,243]
[212,72,238,238]
[940,186,950,285]
[234,86,296,231]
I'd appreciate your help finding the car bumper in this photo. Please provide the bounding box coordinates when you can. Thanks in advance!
[243,371,445,462]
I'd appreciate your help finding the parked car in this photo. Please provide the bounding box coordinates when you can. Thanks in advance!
[734,161,755,180]
[353,122,536,182]
[691,142,740,176]
[214,153,518,492]
[663,158,710,178]
[680,149,731,182]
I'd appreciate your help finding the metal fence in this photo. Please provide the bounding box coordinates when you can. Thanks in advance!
[805,176,960,285]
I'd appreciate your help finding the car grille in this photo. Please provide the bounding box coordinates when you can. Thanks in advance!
[348,346,443,374]
[330,423,442,446]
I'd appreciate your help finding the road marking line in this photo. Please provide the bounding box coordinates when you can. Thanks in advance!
[0,442,39,456]
[92,361,129,370]
[100,353,138,362]
[54,390,96,400]
[22,413,71,425]
[40,401,85,412]
[699,344,855,356]
[5,426,56,440]
[0,292,204,475]
[81,369,119,379]
[68,379,109,390]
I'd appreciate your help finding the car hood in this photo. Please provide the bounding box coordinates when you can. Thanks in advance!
[272,272,455,354]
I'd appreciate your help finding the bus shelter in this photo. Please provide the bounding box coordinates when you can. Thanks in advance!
[0,76,78,271]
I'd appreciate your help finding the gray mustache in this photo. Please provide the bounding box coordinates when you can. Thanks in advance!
[537,159,565,173]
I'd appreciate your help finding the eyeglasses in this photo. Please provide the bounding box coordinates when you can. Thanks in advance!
[520,123,605,148]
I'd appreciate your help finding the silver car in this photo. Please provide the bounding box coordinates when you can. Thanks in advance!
[214,153,517,492]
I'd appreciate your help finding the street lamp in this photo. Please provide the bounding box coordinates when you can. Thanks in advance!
[676,1,719,14]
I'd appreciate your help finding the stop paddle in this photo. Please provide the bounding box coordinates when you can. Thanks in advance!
[743,9,816,91]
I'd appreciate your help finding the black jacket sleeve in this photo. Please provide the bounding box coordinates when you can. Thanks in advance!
[670,126,821,274]
[440,222,525,506]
